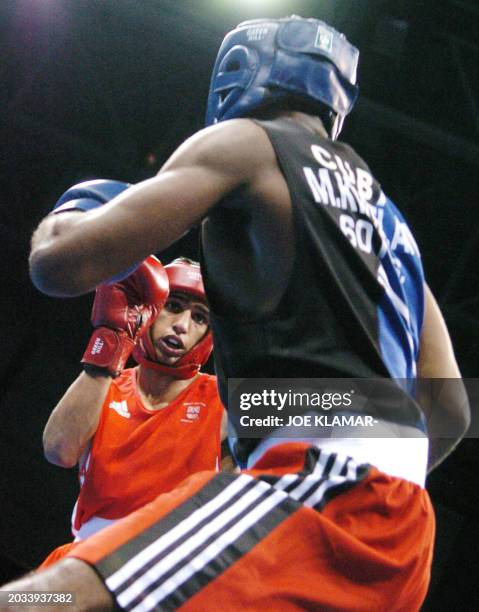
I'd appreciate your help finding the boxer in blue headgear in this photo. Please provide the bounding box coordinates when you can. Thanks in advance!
[21,13,469,612]
[206,15,359,138]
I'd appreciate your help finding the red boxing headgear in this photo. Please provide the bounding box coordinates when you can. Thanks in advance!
[133,258,213,378]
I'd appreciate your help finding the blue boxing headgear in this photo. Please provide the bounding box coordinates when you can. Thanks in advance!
[205,16,359,139]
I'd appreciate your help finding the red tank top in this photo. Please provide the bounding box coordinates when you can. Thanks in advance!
[72,369,224,533]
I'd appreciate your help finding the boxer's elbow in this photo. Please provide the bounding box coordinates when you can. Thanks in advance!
[442,379,471,438]
[43,430,79,468]
[29,213,95,296]
[424,380,471,443]
[455,395,471,437]
[44,446,77,469]
[29,247,93,297]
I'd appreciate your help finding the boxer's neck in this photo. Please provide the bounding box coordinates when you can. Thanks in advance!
[136,366,198,411]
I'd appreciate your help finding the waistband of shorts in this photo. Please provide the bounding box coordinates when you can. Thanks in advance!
[73,515,118,541]
[247,422,428,487]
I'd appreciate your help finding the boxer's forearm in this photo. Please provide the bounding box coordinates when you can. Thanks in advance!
[43,371,110,468]
[29,200,151,297]
[29,210,104,297]
[30,213,84,294]
[29,176,207,296]
[29,165,228,298]
[0,558,113,612]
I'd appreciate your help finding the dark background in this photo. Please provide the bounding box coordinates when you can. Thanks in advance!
[1,0,478,607]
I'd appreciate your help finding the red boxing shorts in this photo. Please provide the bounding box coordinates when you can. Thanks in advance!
[38,542,79,570]
[68,442,435,611]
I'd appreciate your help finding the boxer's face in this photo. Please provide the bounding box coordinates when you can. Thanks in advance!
[149,291,210,365]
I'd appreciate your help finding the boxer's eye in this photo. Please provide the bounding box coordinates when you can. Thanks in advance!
[192,310,209,326]
[165,299,183,314]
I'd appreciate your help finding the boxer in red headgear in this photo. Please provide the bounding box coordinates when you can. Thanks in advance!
[39,256,228,569]
[133,258,213,379]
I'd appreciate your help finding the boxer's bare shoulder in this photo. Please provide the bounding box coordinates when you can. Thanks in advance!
[161,118,277,185]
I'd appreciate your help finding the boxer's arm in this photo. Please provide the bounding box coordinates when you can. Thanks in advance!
[417,284,470,472]
[0,558,114,611]
[30,119,270,297]
[43,257,168,467]
[43,370,110,467]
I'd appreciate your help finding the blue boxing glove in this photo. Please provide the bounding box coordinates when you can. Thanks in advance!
[52,178,139,283]
[53,178,131,214]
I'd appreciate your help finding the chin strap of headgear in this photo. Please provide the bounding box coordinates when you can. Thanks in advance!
[133,259,213,379]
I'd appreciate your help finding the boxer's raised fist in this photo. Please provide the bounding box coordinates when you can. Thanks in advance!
[53,179,141,283]
[53,179,131,214]
[81,256,169,377]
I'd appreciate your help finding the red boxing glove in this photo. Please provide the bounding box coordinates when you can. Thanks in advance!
[81,255,169,377]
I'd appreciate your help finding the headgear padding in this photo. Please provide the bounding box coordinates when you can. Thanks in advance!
[205,15,359,139]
